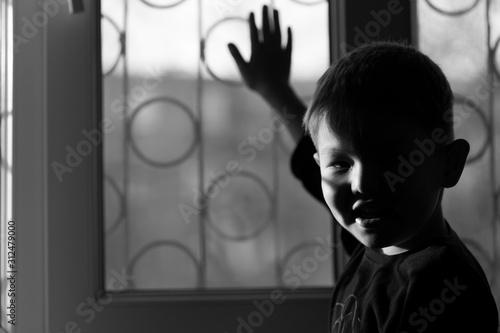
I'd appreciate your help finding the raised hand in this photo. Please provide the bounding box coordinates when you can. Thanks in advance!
[228,6,291,97]
[228,5,305,142]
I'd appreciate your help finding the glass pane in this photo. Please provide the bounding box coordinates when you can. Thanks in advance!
[418,0,500,306]
[102,0,333,290]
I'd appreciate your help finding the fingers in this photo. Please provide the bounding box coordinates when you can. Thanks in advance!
[285,27,292,64]
[286,27,292,53]
[249,6,287,50]
[273,9,281,47]
[262,5,271,43]
[249,12,259,54]
[228,43,248,74]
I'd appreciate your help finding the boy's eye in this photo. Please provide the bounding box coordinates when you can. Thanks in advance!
[329,161,351,170]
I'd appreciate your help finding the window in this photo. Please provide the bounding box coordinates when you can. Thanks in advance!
[417,0,500,307]
[101,0,334,291]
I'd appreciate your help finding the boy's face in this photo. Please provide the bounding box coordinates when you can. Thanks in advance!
[314,115,446,255]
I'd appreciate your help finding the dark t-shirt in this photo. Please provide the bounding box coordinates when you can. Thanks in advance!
[291,135,499,332]
[331,226,498,332]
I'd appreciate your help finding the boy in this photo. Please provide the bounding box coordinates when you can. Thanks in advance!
[302,42,498,332]
[230,6,498,332]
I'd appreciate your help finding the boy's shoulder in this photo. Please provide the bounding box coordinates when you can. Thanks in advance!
[360,225,498,332]
[334,225,499,332]
[394,226,498,332]
[351,223,494,303]
[344,223,488,284]
[397,226,486,279]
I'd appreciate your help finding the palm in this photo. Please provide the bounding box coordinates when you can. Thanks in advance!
[228,6,292,95]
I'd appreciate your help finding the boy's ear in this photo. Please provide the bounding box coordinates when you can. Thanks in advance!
[442,139,470,188]
[313,152,320,166]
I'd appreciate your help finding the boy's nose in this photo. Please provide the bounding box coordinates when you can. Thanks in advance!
[350,163,380,195]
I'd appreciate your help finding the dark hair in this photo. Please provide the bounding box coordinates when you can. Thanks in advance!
[303,42,454,146]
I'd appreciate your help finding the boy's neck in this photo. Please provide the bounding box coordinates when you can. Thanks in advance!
[380,205,449,256]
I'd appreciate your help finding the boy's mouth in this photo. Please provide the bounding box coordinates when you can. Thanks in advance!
[352,201,392,228]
